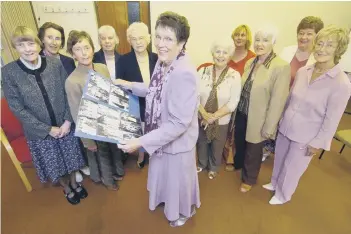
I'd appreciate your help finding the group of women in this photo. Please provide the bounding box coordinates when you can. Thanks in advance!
[2,10,350,227]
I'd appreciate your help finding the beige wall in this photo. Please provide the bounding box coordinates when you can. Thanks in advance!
[31,1,100,55]
[150,1,351,67]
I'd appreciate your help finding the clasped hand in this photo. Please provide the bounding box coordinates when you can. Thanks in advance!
[201,111,218,126]
[49,121,71,139]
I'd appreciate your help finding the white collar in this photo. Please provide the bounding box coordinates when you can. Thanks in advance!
[20,56,42,70]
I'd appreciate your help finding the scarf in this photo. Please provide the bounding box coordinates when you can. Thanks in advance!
[204,65,229,142]
[144,50,186,156]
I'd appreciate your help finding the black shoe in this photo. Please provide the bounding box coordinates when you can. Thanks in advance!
[112,174,124,181]
[71,184,88,199]
[137,160,145,169]
[64,190,80,205]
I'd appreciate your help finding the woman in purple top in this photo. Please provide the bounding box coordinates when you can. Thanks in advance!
[263,16,324,162]
[263,25,351,205]
[115,11,200,227]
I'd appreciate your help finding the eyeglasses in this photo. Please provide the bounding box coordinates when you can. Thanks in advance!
[130,36,145,43]
[154,35,176,45]
[315,42,337,50]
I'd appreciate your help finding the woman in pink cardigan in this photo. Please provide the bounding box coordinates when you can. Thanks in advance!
[263,25,351,205]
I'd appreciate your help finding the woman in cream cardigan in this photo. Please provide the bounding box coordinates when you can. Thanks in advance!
[197,38,241,179]
[235,25,291,193]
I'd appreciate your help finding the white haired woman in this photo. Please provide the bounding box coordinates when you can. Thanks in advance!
[235,25,291,192]
[116,22,158,169]
[93,25,121,79]
[197,38,241,179]
[93,25,124,181]
[263,25,351,205]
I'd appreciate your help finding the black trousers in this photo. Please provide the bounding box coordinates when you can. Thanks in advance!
[234,111,264,185]
[234,111,247,170]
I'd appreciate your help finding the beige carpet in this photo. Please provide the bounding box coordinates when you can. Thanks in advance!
[2,108,351,234]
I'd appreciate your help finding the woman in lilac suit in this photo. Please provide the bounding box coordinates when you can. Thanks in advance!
[115,11,200,227]
[263,25,351,205]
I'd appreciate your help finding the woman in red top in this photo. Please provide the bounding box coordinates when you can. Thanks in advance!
[223,25,256,171]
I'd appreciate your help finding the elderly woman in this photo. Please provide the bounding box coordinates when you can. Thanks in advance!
[222,24,256,171]
[2,26,87,205]
[115,11,200,227]
[197,38,241,179]
[263,25,351,205]
[38,22,76,75]
[235,25,291,193]
[116,22,158,169]
[262,17,325,162]
[93,25,120,79]
[65,30,123,191]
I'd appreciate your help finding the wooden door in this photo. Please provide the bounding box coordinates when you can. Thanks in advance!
[95,1,151,55]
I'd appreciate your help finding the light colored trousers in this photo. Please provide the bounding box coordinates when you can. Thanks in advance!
[271,132,313,203]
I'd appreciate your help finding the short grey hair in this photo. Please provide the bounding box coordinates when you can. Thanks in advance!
[98,25,119,44]
[126,22,150,44]
[210,37,235,57]
[255,24,279,44]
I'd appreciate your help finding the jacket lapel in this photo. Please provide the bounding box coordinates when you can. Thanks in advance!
[131,49,143,82]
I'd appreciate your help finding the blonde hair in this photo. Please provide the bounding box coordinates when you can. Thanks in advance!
[126,22,150,44]
[211,38,235,57]
[231,25,252,50]
[314,25,350,64]
[98,25,119,45]
[11,26,42,48]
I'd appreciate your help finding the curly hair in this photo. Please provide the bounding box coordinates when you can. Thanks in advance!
[66,30,94,55]
[297,16,324,34]
[155,11,190,48]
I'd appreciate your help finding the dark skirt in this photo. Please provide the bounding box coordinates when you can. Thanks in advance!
[27,130,86,183]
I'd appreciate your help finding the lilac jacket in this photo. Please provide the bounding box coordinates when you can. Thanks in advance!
[131,55,200,155]
[279,64,351,150]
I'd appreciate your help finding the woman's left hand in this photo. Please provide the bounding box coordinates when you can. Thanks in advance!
[261,131,272,139]
[118,138,142,154]
[306,145,319,157]
[59,120,71,138]
[207,114,218,125]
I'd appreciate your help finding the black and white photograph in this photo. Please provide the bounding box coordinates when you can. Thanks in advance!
[123,132,140,140]
[120,120,142,136]
[86,73,110,103]
[76,116,97,136]
[109,85,130,111]
[77,99,99,119]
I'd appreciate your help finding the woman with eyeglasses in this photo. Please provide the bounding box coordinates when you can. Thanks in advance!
[116,22,158,169]
[115,12,200,227]
[263,25,351,205]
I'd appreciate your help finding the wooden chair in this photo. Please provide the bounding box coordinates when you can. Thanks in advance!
[1,98,33,192]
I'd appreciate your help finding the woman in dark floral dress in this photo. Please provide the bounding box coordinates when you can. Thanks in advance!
[2,26,87,205]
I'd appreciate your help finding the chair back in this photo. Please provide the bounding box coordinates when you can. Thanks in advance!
[1,98,25,142]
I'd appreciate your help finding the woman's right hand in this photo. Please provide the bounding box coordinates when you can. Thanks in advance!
[49,127,61,139]
[113,79,131,89]
[87,145,98,152]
